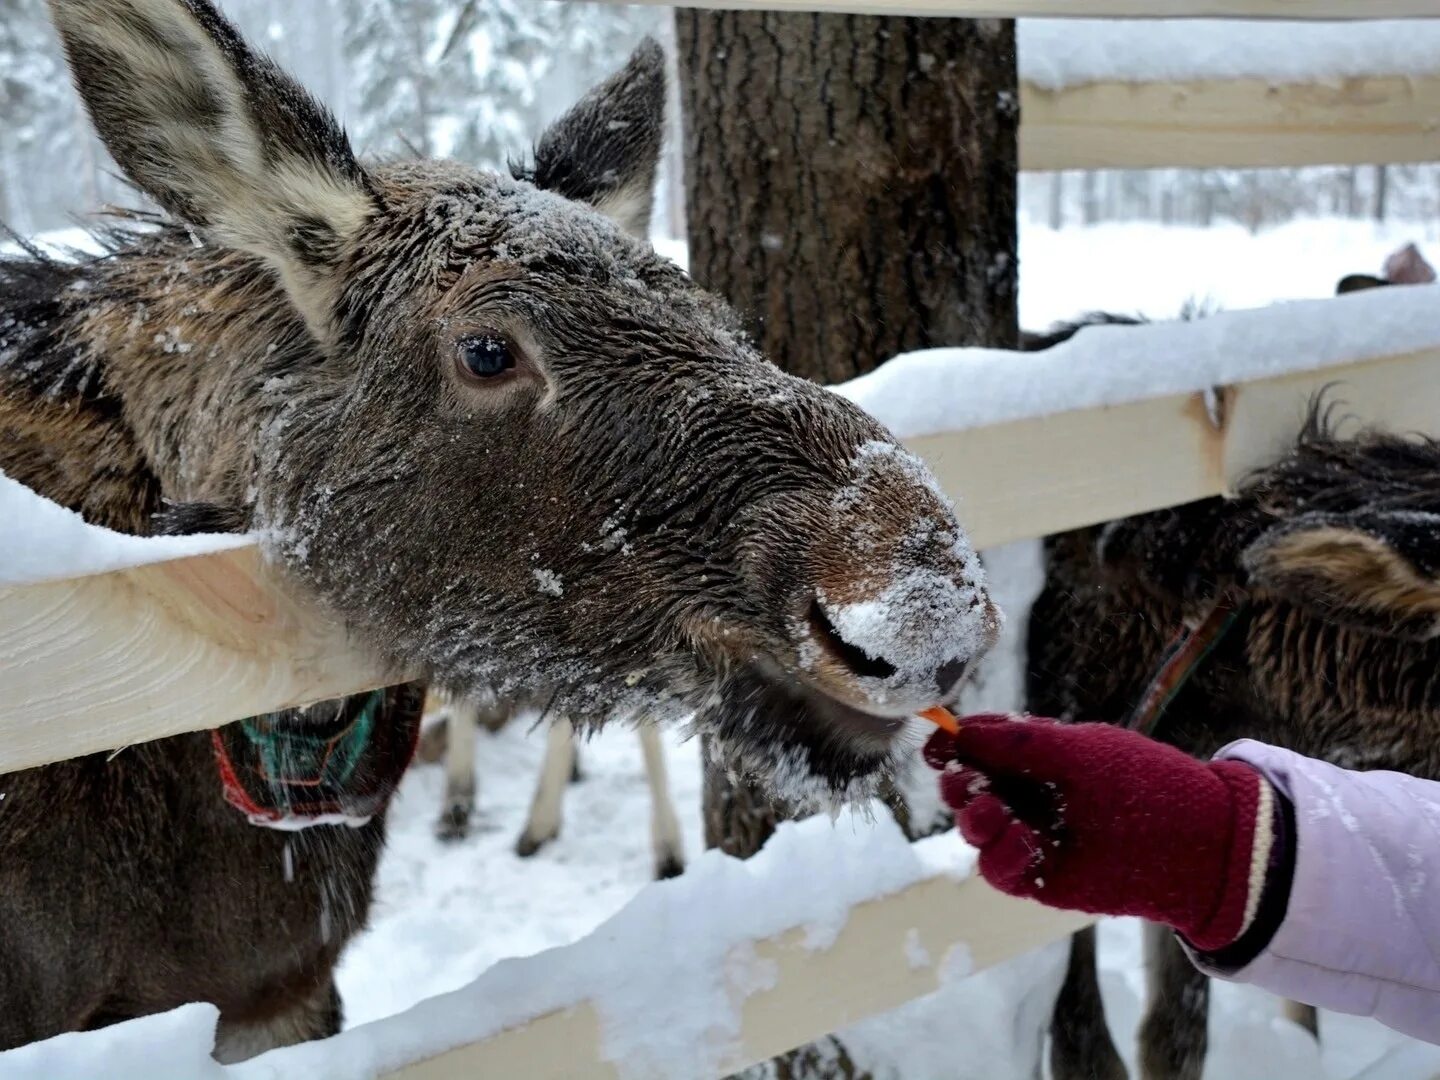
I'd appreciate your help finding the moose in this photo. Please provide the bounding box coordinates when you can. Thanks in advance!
[1033,256,1440,1080]
[0,0,997,1060]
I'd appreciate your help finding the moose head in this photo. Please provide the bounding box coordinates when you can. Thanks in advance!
[46,0,998,801]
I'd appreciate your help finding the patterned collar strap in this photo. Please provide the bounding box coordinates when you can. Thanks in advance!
[212,687,421,830]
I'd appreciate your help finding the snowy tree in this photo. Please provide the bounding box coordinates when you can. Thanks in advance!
[341,0,661,170]
[0,0,88,232]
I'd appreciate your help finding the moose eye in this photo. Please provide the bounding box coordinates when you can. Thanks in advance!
[456,334,516,380]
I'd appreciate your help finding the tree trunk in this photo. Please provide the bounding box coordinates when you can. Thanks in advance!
[677,10,1018,1077]
[678,11,1017,384]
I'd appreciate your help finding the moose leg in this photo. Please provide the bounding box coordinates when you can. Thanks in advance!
[516,718,576,857]
[1050,925,1128,1080]
[435,699,479,842]
[1138,921,1208,1080]
[213,978,343,1064]
[1283,999,1319,1039]
[638,725,685,879]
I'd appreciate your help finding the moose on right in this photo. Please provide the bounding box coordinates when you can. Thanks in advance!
[1031,244,1440,1080]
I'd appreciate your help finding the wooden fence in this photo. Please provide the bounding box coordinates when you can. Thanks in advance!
[5,0,1440,1076]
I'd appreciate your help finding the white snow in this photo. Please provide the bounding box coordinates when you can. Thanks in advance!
[1020,20,1440,91]
[0,787,982,1080]
[0,470,251,587]
[0,1004,228,1080]
[1018,218,1440,329]
[235,810,974,1080]
[531,567,563,597]
[837,281,1440,440]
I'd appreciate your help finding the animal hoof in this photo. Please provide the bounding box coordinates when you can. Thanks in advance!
[515,831,554,858]
[654,855,685,880]
[434,799,472,842]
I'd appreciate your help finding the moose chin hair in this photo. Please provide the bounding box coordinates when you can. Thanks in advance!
[689,668,916,809]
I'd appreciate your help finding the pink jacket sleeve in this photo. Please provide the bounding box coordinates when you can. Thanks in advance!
[1187,739,1440,1043]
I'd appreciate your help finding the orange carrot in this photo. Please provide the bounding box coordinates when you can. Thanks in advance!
[919,706,960,734]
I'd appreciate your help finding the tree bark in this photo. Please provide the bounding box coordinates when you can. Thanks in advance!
[678,12,1018,384]
[677,11,1018,1077]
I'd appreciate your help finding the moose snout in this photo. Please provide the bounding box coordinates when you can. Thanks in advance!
[803,573,1001,714]
[792,438,1001,716]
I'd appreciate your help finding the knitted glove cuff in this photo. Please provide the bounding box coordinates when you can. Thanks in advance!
[1183,761,1274,951]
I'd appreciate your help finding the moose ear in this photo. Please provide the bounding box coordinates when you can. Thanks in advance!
[1336,274,1389,295]
[47,0,376,337]
[1242,510,1440,640]
[516,37,666,238]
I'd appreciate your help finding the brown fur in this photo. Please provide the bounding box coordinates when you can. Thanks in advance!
[2,0,996,1057]
[1035,405,1440,1077]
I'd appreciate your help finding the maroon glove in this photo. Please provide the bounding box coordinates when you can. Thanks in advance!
[924,714,1274,951]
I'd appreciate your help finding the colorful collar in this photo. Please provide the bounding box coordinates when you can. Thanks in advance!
[212,686,421,830]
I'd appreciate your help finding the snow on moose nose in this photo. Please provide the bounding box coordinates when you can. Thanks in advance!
[803,441,1001,713]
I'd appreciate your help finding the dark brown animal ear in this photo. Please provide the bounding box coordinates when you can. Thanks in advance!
[1336,273,1389,295]
[514,37,666,238]
[1243,510,1440,640]
[47,0,376,338]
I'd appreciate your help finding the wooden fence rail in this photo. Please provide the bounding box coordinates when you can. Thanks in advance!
[8,311,1440,772]
[383,872,1092,1080]
[1021,74,1440,171]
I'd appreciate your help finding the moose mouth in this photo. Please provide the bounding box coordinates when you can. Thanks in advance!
[700,654,919,799]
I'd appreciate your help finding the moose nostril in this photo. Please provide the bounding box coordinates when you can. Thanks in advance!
[807,598,898,681]
[936,656,968,697]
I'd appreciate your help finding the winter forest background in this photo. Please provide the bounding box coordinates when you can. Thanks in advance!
[3,0,1439,239]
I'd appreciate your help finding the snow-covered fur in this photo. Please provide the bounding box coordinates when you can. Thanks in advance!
[1033,326,1440,1076]
[0,0,995,1058]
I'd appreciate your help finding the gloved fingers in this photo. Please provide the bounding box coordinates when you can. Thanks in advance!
[975,816,1046,896]
[937,763,992,812]
[948,714,1058,777]
[922,729,958,771]
[955,791,1013,847]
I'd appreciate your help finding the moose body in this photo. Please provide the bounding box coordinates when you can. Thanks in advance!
[0,0,996,1059]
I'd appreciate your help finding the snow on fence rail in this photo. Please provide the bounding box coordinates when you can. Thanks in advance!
[2,813,1091,1080]
[1020,19,1440,169]
[6,284,1440,775]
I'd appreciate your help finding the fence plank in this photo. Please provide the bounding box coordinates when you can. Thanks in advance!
[613,0,1440,19]
[383,874,1092,1080]
[0,546,399,773]
[7,346,1440,772]
[916,346,1440,552]
[1021,75,1440,171]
